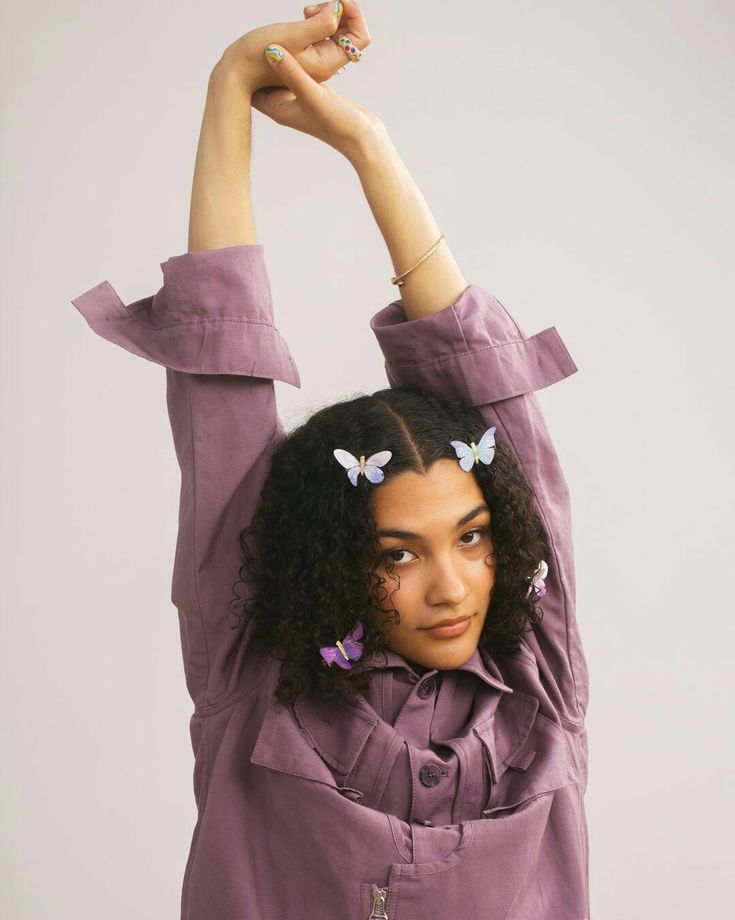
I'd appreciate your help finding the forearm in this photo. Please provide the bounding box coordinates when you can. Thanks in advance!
[188,65,257,253]
[349,130,468,321]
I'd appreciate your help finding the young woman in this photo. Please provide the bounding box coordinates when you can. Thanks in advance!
[71,3,591,918]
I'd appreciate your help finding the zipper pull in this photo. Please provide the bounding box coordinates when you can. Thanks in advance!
[368,883,389,919]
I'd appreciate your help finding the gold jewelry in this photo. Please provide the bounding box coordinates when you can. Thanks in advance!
[390,234,445,286]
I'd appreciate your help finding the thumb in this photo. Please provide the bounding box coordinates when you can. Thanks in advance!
[264,44,322,105]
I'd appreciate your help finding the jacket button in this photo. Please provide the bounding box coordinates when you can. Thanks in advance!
[417,676,438,699]
[419,763,441,787]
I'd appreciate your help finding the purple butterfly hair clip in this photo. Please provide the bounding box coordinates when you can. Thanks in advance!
[450,426,497,472]
[525,560,548,599]
[319,621,365,670]
[333,449,392,487]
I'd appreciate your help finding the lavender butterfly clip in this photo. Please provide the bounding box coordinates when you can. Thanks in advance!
[450,426,497,472]
[525,560,548,599]
[319,621,365,670]
[333,448,393,486]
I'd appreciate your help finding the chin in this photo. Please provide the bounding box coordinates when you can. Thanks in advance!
[421,637,479,671]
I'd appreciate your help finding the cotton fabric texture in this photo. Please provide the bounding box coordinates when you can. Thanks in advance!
[71,244,591,920]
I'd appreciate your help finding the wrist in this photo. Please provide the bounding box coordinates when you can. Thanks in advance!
[344,121,395,172]
[210,55,256,99]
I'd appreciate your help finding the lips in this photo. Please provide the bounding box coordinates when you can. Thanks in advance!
[422,613,475,639]
[423,614,473,630]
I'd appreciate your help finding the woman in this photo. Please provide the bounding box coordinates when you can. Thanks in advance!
[71,2,591,917]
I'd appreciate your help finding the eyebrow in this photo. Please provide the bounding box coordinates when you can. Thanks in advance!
[376,504,491,540]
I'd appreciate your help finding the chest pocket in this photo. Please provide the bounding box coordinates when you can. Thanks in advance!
[473,688,580,817]
[249,687,380,796]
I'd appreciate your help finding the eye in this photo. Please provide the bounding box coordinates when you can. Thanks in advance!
[379,528,490,568]
[459,528,485,547]
[383,548,414,566]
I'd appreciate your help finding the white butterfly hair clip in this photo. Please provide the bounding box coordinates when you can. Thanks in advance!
[525,560,548,599]
[333,448,393,487]
[449,426,497,472]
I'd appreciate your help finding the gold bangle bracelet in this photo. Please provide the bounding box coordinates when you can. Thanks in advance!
[390,234,445,287]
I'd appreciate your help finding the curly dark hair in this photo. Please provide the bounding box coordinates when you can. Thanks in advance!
[229,385,548,712]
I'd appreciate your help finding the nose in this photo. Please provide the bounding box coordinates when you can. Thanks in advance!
[424,555,470,608]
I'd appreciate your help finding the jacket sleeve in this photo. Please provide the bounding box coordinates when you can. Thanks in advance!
[369,283,588,726]
[70,244,300,711]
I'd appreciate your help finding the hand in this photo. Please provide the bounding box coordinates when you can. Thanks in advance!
[250,36,385,162]
[218,0,371,96]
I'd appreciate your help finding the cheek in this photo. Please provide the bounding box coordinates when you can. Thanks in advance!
[386,582,423,626]
[469,543,496,577]
[482,544,497,578]
[370,573,422,632]
[462,555,497,613]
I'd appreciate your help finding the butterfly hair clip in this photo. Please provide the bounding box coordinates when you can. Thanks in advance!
[319,621,365,670]
[333,448,392,486]
[525,560,548,599]
[449,425,497,472]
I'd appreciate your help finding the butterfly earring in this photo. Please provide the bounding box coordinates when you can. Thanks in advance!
[333,448,393,486]
[450,425,497,471]
[319,621,365,669]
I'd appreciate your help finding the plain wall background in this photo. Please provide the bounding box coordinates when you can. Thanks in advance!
[2,1,733,916]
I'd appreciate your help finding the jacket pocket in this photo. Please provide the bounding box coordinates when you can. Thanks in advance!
[249,687,379,788]
[472,687,538,792]
[475,703,580,818]
[249,693,336,785]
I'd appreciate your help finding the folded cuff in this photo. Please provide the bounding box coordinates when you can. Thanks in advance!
[70,244,301,385]
[369,283,577,404]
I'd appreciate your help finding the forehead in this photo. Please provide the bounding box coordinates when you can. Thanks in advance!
[370,459,486,526]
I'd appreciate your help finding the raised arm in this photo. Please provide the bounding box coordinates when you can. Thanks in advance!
[70,4,376,713]
[71,63,300,713]
[350,129,589,727]
[250,39,588,724]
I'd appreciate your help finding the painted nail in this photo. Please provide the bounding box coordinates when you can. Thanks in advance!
[335,1,343,16]
[264,46,283,63]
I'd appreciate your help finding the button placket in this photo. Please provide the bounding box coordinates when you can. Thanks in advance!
[405,741,456,826]
[412,758,451,826]
[393,671,440,746]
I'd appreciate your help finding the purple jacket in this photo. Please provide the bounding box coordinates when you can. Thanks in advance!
[71,244,590,920]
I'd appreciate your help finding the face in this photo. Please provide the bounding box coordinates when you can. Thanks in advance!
[368,459,496,673]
